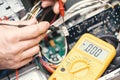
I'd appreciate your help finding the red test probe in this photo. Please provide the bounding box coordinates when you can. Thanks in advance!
[58,0,65,23]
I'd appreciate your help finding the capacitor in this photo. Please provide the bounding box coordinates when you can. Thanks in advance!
[49,40,55,47]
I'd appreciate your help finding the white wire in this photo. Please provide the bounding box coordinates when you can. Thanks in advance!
[21,12,34,20]
[21,12,35,20]
[97,0,113,7]
[63,36,68,60]
[33,8,41,18]
[66,0,110,13]
[30,1,41,13]
[66,0,98,12]
[21,1,41,20]
[66,1,98,14]
[74,6,106,25]
[66,4,105,23]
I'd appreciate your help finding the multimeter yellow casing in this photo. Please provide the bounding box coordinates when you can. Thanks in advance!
[48,33,116,80]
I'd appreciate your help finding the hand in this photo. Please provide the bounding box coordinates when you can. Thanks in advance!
[41,0,67,14]
[0,18,50,69]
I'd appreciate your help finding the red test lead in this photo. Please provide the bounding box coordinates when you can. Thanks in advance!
[58,0,65,17]
[58,0,65,25]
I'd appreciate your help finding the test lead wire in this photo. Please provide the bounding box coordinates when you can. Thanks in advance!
[58,0,65,25]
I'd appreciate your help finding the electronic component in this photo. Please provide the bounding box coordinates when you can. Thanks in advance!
[40,28,68,64]
[49,33,116,80]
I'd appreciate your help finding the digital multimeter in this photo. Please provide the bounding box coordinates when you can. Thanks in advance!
[48,33,116,80]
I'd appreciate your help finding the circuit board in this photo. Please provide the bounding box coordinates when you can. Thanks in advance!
[40,30,67,64]
[67,4,120,48]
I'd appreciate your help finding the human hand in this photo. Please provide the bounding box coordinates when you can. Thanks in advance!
[41,0,67,14]
[0,18,50,69]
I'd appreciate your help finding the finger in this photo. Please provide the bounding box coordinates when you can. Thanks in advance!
[53,2,59,14]
[62,0,67,3]
[16,33,46,52]
[42,0,54,8]
[53,0,66,14]
[17,45,39,61]
[13,57,33,69]
[15,21,49,40]
[0,18,37,27]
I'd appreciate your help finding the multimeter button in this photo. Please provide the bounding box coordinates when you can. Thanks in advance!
[55,77,66,80]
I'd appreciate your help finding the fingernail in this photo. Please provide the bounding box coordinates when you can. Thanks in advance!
[62,0,66,3]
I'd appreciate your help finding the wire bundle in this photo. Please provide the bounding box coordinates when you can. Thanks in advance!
[52,0,115,27]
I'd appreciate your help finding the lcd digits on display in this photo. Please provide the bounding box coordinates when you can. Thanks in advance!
[80,40,109,61]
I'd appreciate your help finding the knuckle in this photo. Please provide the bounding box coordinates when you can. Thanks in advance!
[39,34,46,40]
[31,27,39,36]
[35,46,40,53]
[31,46,40,56]
[14,57,20,62]
[8,61,15,69]
[8,45,19,54]
[10,61,21,69]
[6,58,20,69]
[28,18,37,25]
[3,54,13,63]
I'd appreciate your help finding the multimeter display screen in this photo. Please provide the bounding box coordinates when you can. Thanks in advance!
[80,40,109,61]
